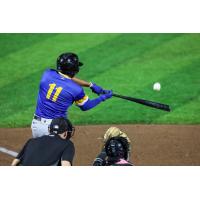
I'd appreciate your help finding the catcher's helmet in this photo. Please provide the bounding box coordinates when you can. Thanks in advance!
[105,137,129,160]
[49,118,75,139]
[57,53,83,77]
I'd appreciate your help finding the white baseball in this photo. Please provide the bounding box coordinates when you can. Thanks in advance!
[153,82,161,91]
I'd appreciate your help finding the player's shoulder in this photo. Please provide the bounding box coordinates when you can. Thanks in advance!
[70,80,83,91]
[67,79,84,95]
[41,68,56,77]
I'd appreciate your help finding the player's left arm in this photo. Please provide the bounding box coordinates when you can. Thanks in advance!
[72,77,105,95]
[75,89,112,111]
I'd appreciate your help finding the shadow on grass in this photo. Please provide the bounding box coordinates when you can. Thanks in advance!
[0,69,44,122]
[78,33,183,80]
[0,33,58,58]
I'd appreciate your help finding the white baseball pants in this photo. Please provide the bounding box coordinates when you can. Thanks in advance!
[31,117,52,138]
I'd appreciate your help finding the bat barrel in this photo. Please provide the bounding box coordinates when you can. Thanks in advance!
[112,93,171,112]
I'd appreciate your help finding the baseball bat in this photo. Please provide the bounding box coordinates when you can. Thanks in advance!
[112,93,171,112]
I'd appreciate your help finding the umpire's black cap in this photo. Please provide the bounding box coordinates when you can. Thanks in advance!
[49,118,74,135]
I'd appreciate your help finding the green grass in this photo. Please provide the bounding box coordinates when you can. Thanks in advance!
[0,33,200,127]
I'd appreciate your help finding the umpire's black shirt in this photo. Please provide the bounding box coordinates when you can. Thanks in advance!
[16,134,75,166]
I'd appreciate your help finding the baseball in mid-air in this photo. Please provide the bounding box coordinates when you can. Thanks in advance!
[153,82,161,91]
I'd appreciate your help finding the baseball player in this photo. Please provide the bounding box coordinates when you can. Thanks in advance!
[11,118,75,166]
[31,52,112,138]
[93,127,133,166]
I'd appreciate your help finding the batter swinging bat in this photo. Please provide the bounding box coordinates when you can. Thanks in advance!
[112,93,170,112]
[71,78,170,112]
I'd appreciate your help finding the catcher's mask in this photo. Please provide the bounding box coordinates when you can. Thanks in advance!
[57,52,83,77]
[49,118,75,140]
[105,137,129,160]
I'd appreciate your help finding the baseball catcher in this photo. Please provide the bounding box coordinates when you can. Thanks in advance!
[104,127,131,153]
[93,127,133,166]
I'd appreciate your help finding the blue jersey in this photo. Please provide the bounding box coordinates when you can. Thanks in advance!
[35,69,88,119]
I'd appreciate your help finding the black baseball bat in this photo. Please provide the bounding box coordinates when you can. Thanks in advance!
[112,93,171,112]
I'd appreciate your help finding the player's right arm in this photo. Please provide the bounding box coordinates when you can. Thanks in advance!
[72,77,106,95]
[75,89,113,111]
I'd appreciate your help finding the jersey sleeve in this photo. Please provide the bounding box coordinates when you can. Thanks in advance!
[74,88,89,106]
[61,141,75,165]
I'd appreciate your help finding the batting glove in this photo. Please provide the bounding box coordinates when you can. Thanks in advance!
[100,90,113,101]
[89,82,104,95]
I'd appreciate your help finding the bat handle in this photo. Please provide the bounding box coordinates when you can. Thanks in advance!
[112,93,121,97]
[101,90,114,94]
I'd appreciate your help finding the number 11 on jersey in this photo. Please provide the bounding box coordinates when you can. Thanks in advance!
[46,83,63,102]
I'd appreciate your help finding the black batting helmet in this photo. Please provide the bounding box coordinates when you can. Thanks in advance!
[105,137,129,160]
[57,53,83,77]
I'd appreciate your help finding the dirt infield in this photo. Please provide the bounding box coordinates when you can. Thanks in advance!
[0,125,200,166]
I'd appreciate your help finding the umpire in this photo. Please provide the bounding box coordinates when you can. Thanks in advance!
[11,118,75,166]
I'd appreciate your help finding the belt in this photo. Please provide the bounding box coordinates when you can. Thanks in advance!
[34,115,42,121]
[33,115,52,123]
